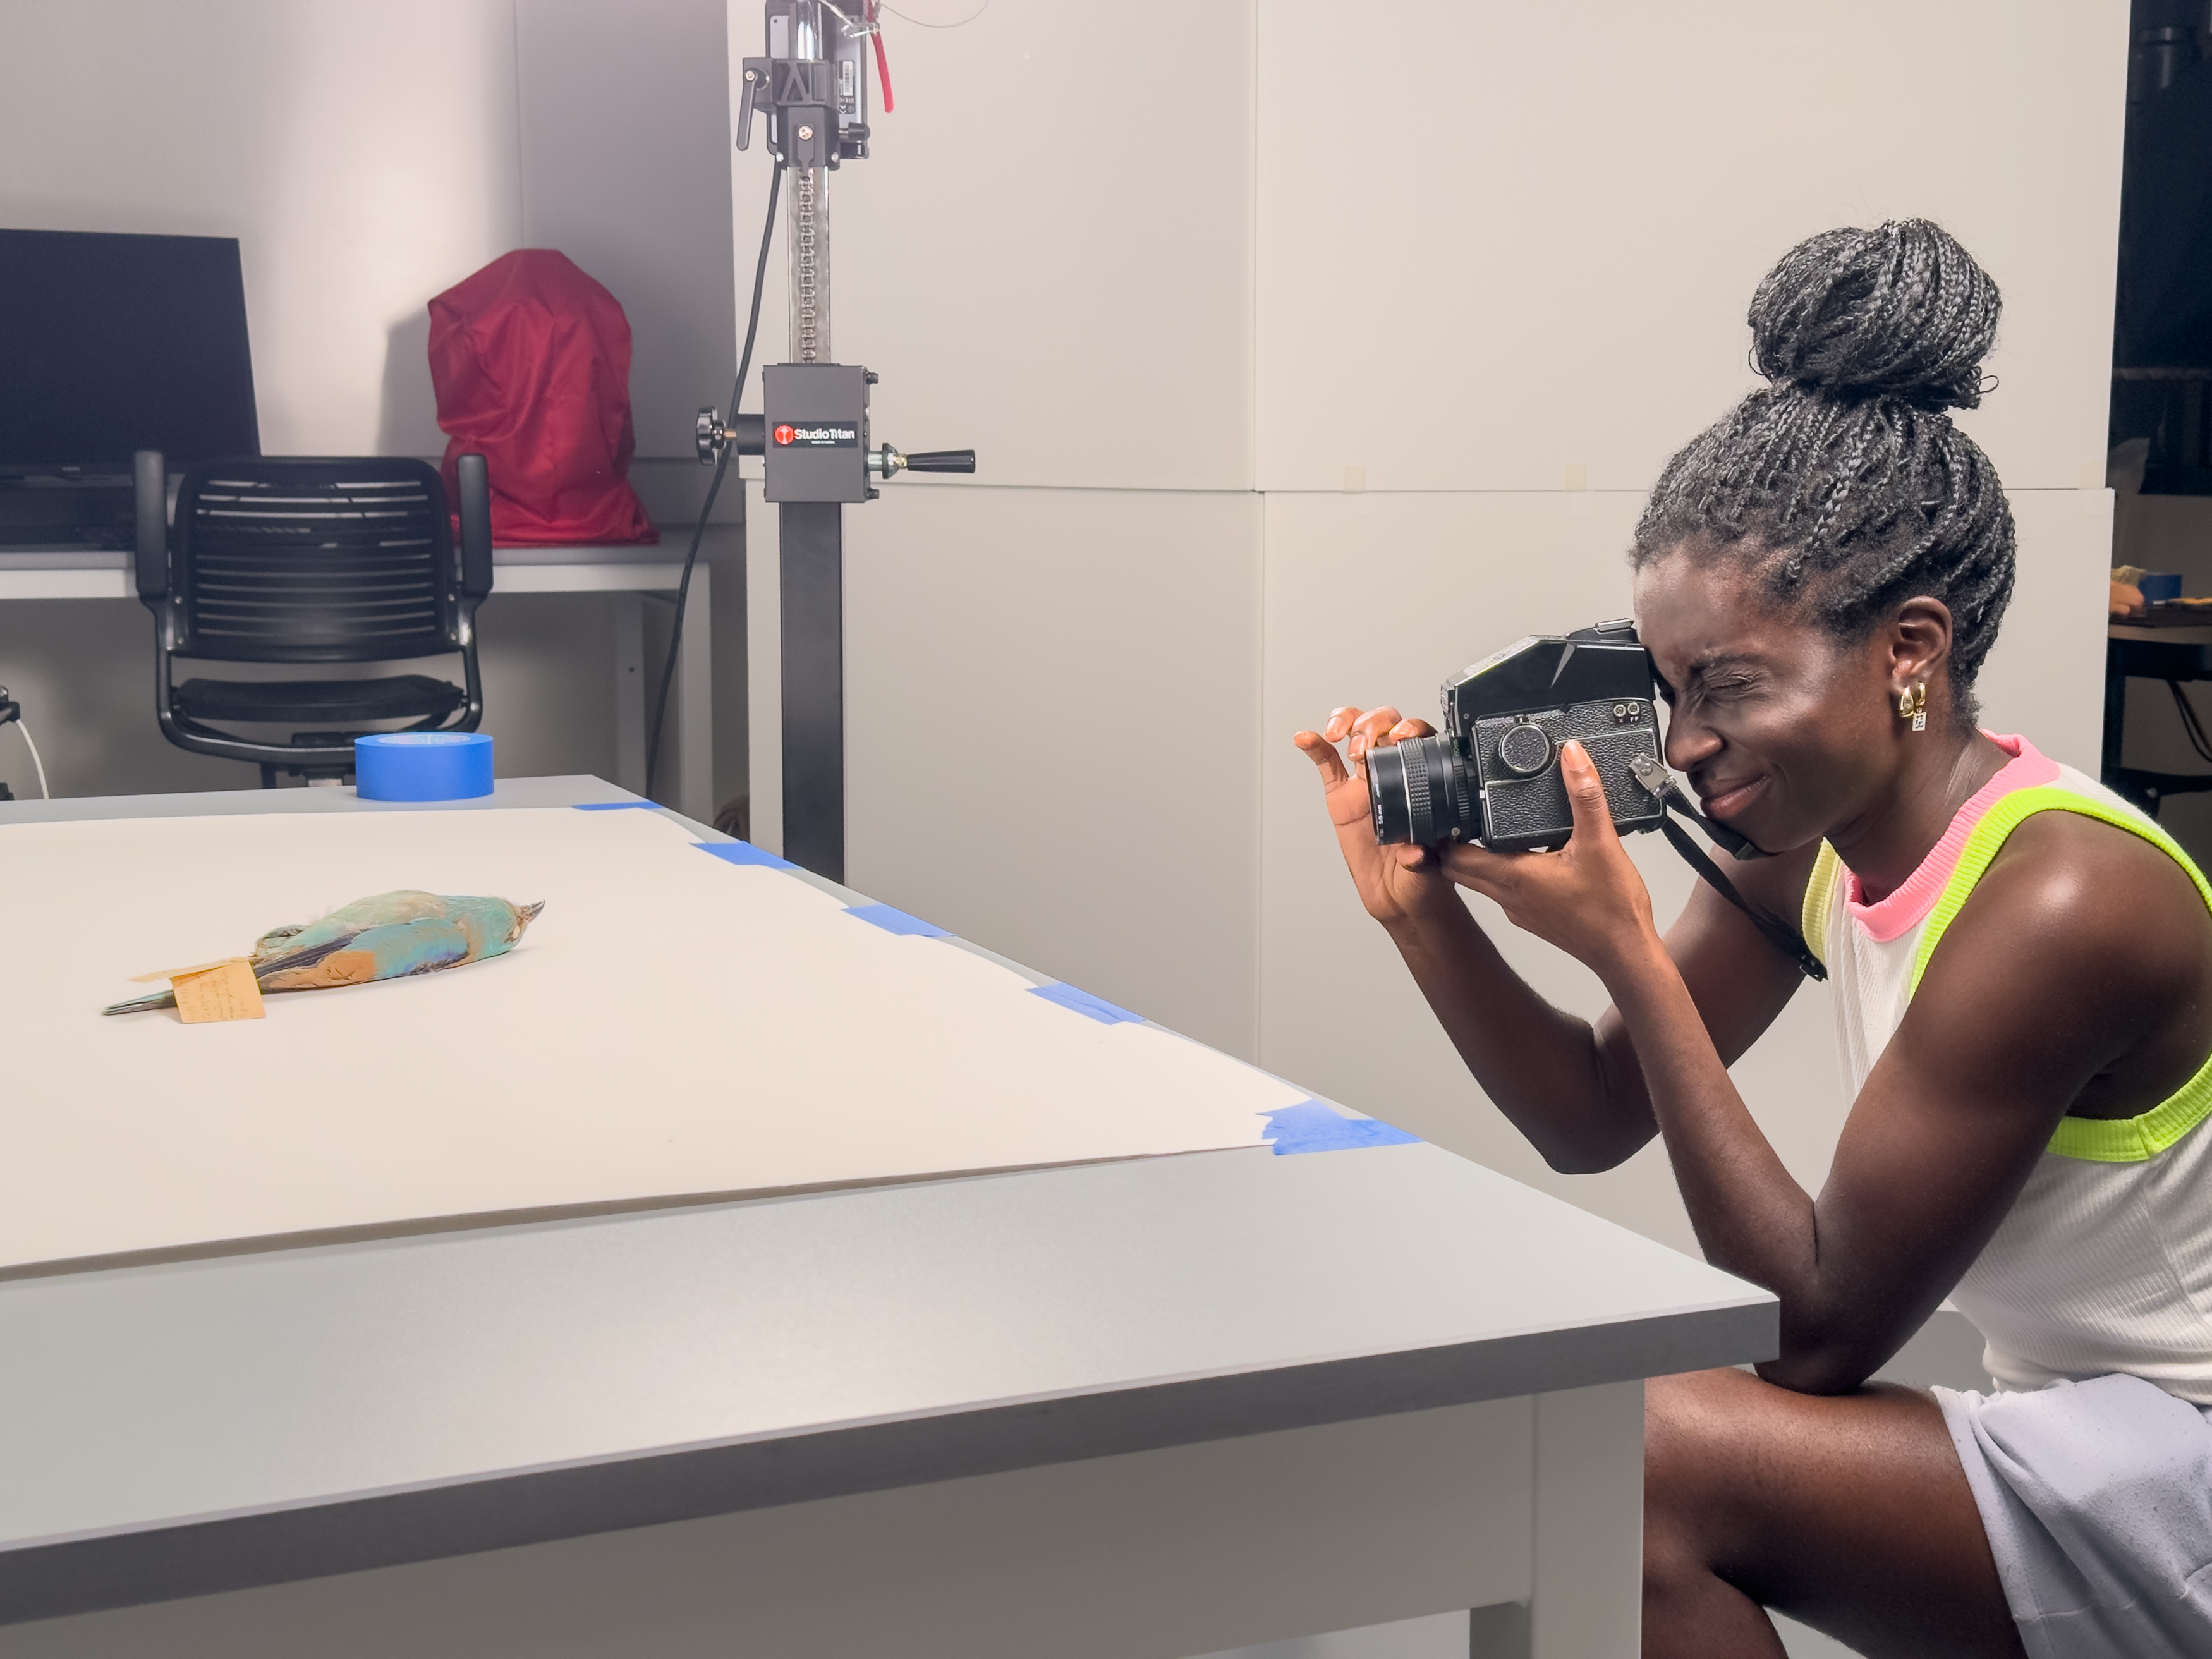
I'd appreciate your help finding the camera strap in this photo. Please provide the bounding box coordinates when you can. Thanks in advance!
[1655,811,1828,983]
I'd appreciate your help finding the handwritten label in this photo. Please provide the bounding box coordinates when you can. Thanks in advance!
[166,959,264,1024]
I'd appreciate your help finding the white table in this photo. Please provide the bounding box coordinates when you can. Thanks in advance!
[0,782,1776,1658]
[0,545,714,822]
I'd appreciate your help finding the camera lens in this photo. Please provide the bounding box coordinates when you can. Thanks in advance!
[1368,734,1476,846]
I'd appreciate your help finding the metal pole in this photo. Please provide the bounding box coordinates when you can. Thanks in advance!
[781,501,844,880]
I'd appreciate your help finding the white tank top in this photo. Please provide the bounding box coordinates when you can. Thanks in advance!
[1802,734,2212,1402]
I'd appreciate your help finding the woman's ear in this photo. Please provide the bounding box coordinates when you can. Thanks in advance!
[1886,597,1955,695]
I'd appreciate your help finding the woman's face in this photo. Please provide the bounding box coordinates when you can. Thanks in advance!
[1632,550,1909,854]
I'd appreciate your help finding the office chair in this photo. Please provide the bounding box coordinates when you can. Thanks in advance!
[134,451,494,786]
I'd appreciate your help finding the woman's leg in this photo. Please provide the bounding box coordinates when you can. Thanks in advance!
[1643,1368,2025,1659]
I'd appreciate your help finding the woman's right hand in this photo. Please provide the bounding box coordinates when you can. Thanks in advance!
[1292,707,1459,931]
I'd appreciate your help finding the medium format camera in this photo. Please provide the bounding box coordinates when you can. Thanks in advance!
[1367,619,1668,853]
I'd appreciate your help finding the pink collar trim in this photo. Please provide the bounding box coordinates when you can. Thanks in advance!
[1842,734,2060,943]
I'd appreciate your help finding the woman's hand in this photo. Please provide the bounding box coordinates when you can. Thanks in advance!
[1292,707,1459,930]
[1439,740,1661,982]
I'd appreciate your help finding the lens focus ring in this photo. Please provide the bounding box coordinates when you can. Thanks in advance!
[1401,742,1435,844]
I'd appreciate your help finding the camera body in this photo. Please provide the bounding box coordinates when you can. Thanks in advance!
[1368,619,1668,852]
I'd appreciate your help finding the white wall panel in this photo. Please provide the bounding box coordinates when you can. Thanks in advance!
[1256,0,2127,495]
[516,0,738,462]
[1976,489,2113,774]
[730,0,1256,492]
[839,485,1263,1058]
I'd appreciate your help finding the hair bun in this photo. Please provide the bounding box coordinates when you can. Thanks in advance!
[1747,219,2000,411]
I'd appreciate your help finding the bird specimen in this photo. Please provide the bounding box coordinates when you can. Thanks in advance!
[103,890,544,1015]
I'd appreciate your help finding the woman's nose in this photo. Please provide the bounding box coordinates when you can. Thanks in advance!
[1664,715,1721,772]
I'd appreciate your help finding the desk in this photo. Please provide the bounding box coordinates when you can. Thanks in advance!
[2105,621,2212,813]
[0,545,713,822]
[0,782,1773,1658]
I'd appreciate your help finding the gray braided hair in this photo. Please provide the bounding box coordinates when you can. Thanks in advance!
[1632,219,2015,719]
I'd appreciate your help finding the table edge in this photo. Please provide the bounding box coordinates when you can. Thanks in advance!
[0,1296,1772,1626]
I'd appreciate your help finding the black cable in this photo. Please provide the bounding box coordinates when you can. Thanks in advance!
[2169,679,2212,767]
[647,162,783,799]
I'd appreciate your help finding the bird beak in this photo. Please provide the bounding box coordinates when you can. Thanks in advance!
[512,901,545,941]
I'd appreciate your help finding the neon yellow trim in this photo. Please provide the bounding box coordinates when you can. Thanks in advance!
[1908,784,2212,1162]
[1801,842,1840,970]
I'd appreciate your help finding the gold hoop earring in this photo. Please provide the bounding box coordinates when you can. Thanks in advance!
[1898,684,1928,732]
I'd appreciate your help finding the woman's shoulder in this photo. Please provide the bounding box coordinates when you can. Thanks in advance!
[1953,801,2211,1012]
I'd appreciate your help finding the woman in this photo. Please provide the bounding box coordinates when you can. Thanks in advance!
[1296,221,2212,1659]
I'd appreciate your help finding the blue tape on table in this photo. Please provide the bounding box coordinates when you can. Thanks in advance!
[354,732,493,801]
[1029,982,1142,1024]
[695,840,798,872]
[846,902,950,938]
[573,801,658,811]
[1261,1099,1421,1155]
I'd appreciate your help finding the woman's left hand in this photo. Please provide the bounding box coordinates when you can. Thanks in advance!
[1438,740,1660,981]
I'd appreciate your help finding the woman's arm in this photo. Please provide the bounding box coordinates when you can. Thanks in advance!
[1296,708,1812,1172]
[1452,742,2210,1393]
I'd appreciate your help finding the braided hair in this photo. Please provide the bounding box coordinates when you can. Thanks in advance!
[1632,219,2015,720]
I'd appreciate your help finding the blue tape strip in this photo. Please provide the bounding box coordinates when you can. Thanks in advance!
[694,840,798,872]
[1028,982,1143,1024]
[846,902,951,938]
[1261,1099,1421,1155]
[574,801,657,811]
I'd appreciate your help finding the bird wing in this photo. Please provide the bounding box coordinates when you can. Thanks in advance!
[257,918,473,992]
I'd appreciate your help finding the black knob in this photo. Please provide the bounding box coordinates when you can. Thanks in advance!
[903,450,976,474]
[1495,722,1553,777]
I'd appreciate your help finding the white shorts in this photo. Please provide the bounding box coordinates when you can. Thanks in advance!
[1936,1373,2212,1658]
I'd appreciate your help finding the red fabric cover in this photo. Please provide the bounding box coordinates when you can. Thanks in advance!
[428,249,657,545]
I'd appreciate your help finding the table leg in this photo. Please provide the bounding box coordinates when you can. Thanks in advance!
[614,595,647,796]
[674,565,713,823]
[1531,1380,1643,1658]
[2103,640,2126,787]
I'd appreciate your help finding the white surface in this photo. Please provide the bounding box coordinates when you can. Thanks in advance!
[0,805,1289,1272]
[0,569,130,600]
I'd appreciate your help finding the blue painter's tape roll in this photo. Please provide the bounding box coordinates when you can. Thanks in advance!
[355,732,494,801]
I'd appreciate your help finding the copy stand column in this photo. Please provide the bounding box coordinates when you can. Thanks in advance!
[780,499,843,881]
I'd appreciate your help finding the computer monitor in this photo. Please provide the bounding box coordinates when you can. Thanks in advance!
[0,228,260,475]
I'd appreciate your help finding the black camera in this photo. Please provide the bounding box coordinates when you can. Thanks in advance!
[1367,619,1669,852]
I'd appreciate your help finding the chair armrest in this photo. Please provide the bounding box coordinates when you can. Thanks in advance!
[455,452,493,599]
[133,451,167,600]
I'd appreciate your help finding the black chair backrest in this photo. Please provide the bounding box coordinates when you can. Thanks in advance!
[167,458,464,664]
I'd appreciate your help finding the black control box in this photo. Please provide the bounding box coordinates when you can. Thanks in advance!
[762,363,870,504]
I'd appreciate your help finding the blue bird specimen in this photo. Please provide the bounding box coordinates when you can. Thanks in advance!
[102,890,544,1015]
